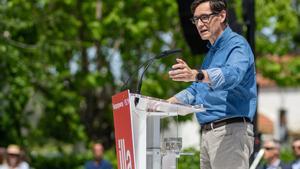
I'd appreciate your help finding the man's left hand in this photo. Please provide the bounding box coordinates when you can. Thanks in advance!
[168,58,198,82]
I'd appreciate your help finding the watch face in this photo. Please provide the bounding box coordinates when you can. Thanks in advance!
[197,71,204,81]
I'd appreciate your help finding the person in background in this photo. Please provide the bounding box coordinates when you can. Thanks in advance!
[0,144,29,169]
[278,108,289,144]
[290,138,300,169]
[85,142,112,169]
[0,147,5,165]
[257,139,290,169]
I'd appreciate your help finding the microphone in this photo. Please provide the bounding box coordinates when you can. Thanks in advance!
[155,49,182,59]
[121,49,182,92]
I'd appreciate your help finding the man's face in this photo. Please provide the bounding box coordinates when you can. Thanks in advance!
[93,144,104,161]
[193,2,226,43]
[263,141,279,163]
[292,140,300,158]
[7,153,20,167]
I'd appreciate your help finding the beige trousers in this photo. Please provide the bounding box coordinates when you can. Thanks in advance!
[200,122,254,169]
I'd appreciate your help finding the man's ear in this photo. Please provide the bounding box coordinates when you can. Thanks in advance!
[220,10,227,23]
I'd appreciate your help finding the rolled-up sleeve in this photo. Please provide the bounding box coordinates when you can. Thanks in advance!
[174,89,195,105]
[206,43,250,90]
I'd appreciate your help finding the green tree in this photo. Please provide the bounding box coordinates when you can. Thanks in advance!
[255,0,299,55]
[0,0,194,150]
[255,0,300,86]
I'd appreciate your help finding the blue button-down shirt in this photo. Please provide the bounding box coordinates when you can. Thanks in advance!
[175,26,257,125]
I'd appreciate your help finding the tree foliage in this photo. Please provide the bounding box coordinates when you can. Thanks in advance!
[0,0,194,150]
[255,0,300,55]
[254,0,300,86]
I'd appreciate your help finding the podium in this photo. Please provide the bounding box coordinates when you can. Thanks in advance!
[112,90,205,169]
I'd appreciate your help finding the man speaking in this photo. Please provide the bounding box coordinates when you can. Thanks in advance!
[168,0,257,169]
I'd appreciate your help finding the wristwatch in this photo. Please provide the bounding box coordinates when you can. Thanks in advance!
[195,70,204,82]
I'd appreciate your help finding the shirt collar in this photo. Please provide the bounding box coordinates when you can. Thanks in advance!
[207,26,232,50]
[267,159,281,168]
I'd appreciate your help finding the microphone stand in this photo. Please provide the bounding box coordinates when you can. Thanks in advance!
[135,49,182,96]
[120,49,182,105]
[136,59,155,94]
[134,58,155,105]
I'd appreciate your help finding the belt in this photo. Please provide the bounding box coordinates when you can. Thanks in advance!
[201,117,251,131]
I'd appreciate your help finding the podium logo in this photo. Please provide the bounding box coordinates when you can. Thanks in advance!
[113,99,129,110]
[118,139,133,169]
[113,101,124,110]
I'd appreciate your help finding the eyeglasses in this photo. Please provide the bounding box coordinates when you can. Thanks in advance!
[264,147,276,151]
[190,12,218,25]
[8,153,20,157]
[292,145,300,150]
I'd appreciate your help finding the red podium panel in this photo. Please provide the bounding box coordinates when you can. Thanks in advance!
[112,90,136,169]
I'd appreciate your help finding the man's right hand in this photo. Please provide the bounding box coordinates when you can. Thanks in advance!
[167,97,181,104]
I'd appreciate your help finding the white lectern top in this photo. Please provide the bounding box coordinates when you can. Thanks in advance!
[131,93,205,116]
